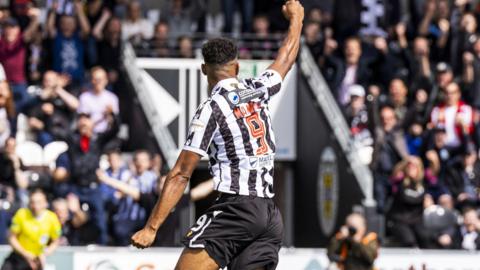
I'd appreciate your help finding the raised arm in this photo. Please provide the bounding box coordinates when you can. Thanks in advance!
[66,194,89,228]
[131,150,201,248]
[92,9,112,40]
[55,87,79,111]
[47,8,57,38]
[75,1,91,38]
[268,0,304,79]
[22,8,40,43]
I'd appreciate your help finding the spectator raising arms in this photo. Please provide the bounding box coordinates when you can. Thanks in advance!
[52,194,88,246]
[27,71,79,146]
[47,0,91,87]
[93,10,122,85]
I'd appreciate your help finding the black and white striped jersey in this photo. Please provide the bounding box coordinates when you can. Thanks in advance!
[183,69,283,198]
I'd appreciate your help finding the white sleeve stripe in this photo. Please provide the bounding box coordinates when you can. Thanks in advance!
[183,146,209,157]
[185,103,215,154]
[263,69,283,83]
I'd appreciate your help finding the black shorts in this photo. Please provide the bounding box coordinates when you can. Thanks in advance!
[182,193,284,270]
[1,252,35,270]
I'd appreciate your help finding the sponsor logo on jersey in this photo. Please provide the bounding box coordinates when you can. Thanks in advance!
[248,154,274,169]
[224,87,264,106]
[228,92,240,105]
[249,157,258,168]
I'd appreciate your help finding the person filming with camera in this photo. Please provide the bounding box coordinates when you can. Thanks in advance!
[327,212,378,270]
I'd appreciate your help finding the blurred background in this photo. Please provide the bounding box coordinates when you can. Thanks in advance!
[0,0,479,269]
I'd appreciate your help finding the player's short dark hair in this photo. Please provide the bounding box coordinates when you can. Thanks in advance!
[202,38,238,65]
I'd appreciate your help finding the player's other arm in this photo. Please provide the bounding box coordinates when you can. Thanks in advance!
[268,0,304,79]
[131,150,201,248]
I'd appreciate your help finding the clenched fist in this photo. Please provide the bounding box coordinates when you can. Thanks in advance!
[282,0,304,22]
[131,227,157,249]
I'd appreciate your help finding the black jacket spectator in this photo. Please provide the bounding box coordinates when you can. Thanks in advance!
[388,164,431,248]
[67,113,119,187]
[323,55,373,101]
[27,72,79,144]
[0,152,17,189]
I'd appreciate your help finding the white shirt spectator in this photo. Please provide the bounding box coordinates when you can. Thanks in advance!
[430,101,473,148]
[0,64,6,82]
[0,108,10,149]
[338,65,357,106]
[461,228,478,251]
[122,19,154,41]
[78,89,119,134]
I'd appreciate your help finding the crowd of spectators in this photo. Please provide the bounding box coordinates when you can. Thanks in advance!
[0,0,479,251]
[0,0,233,247]
[307,0,480,249]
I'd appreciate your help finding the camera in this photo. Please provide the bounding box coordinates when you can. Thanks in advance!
[347,226,357,237]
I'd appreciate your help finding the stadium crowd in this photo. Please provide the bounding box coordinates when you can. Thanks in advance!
[0,0,479,252]
[0,0,230,248]
[310,0,480,249]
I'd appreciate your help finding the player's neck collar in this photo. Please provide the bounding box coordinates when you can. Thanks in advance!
[211,77,239,95]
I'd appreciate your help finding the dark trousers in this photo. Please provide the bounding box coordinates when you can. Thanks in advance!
[374,172,391,213]
[391,221,432,248]
[0,210,10,244]
[74,185,108,245]
[1,252,39,270]
[112,219,143,246]
[222,0,253,33]
[10,82,29,113]
[36,131,54,147]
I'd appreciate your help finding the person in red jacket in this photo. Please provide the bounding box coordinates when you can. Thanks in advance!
[0,9,39,113]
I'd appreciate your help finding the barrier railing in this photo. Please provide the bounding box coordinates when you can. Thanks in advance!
[298,43,375,207]
[122,43,179,169]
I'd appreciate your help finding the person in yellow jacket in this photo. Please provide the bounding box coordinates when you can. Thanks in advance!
[327,212,379,270]
[1,189,62,270]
